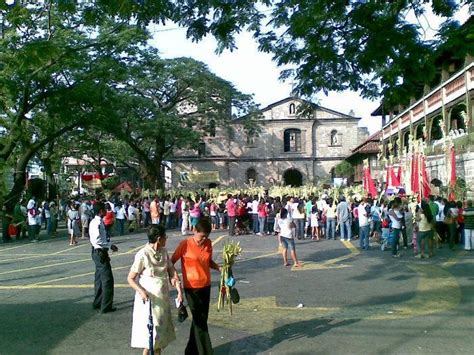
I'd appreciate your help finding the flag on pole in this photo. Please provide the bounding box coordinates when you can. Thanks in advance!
[385,165,400,189]
[396,165,403,186]
[421,154,431,199]
[364,166,377,198]
[411,153,420,195]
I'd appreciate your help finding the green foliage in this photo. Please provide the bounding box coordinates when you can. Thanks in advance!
[334,161,354,178]
[107,53,258,188]
[257,1,470,105]
[102,176,120,191]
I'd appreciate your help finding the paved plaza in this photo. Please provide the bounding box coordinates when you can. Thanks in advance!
[1,227,473,355]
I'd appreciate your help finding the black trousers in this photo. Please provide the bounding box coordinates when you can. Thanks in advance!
[228,217,236,236]
[91,248,114,312]
[184,286,213,355]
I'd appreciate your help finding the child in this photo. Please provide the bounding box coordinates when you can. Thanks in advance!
[380,209,391,251]
[181,204,190,236]
[310,206,319,240]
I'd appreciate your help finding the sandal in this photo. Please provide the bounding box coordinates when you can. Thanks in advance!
[294,263,302,267]
[284,263,290,266]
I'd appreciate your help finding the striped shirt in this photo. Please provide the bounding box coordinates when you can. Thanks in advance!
[464,207,474,230]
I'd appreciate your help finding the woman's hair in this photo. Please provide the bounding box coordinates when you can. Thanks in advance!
[147,225,166,243]
[420,201,433,224]
[195,218,212,234]
[280,207,288,219]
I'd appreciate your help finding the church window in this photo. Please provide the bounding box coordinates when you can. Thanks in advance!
[246,168,257,183]
[247,132,256,146]
[209,120,216,137]
[289,103,296,115]
[198,142,206,156]
[283,129,301,152]
[330,130,341,146]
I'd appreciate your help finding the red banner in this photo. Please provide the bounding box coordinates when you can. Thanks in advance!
[411,153,420,194]
[421,155,431,199]
[81,173,108,181]
[396,165,402,185]
[448,146,456,201]
[364,167,377,197]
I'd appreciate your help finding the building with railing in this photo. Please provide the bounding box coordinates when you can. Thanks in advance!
[373,58,474,193]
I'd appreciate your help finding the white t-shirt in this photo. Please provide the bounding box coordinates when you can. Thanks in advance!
[251,200,259,214]
[163,201,170,215]
[278,218,294,239]
[115,206,126,220]
[435,201,445,222]
[169,202,176,213]
[389,209,402,229]
[358,204,369,227]
[128,206,136,220]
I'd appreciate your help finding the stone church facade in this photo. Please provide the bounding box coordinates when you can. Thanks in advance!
[170,97,368,188]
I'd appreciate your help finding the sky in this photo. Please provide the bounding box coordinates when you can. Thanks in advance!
[149,5,470,135]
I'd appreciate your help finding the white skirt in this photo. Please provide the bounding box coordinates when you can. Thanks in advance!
[131,275,176,350]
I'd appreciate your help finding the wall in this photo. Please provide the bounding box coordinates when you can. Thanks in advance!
[426,151,474,199]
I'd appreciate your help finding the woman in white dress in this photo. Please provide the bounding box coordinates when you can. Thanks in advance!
[127,225,183,355]
[67,201,80,246]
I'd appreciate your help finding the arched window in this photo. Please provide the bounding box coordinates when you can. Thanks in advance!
[289,103,296,115]
[450,105,466,132]
[431,116,443,141]
[415,124,425,140]
[246,168,257,184]
[330,130,340,146]
[403,131,410,152]
[283,129,301,152]
[209,120,216,137]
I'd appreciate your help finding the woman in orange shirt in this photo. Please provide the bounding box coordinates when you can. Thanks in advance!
[171,219,220,355]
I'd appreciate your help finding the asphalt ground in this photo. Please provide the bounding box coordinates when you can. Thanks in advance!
[0,225,473,355]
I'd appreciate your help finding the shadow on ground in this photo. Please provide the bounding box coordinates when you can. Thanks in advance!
[214,317,360,354]
[0,296,95,355]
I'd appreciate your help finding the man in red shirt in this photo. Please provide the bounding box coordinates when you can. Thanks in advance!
[226,194,237,236]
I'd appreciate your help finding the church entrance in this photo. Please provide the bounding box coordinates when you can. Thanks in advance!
[283,169,303,187]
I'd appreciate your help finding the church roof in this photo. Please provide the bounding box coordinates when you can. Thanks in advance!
[233,96,360,122]
[349,131,382,156]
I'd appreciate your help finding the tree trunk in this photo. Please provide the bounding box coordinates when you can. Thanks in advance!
[141,161,165,191]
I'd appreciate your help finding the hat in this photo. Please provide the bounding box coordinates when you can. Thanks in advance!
[27,200,35,209]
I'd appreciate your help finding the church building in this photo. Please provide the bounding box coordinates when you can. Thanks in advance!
[170,97,369,188]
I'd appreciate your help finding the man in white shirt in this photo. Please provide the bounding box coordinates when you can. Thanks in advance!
[358,199,370,250]
[27,197,40,242]
[251,196,259,234]
[89,202,118,313]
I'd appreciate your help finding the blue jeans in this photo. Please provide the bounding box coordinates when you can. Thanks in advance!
[258,216,266,234]
[46,217,52,236]
[252,214,259,233]
[391,228,401,255]
[359,225,370,249]
[340,220,352,240]
[295,218,305,239]
[326,218,336,239]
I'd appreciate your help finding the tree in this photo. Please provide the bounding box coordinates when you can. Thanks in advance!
[257,1,471,106]
[0,1,146,209]
[109,52,259,189]
[334,161,354,179]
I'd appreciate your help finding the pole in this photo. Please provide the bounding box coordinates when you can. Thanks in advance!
[148,299,154,355]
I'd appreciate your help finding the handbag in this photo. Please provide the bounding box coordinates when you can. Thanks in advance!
[177,302,188,322]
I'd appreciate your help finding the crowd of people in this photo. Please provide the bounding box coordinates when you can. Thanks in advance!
[3,192,474,258]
